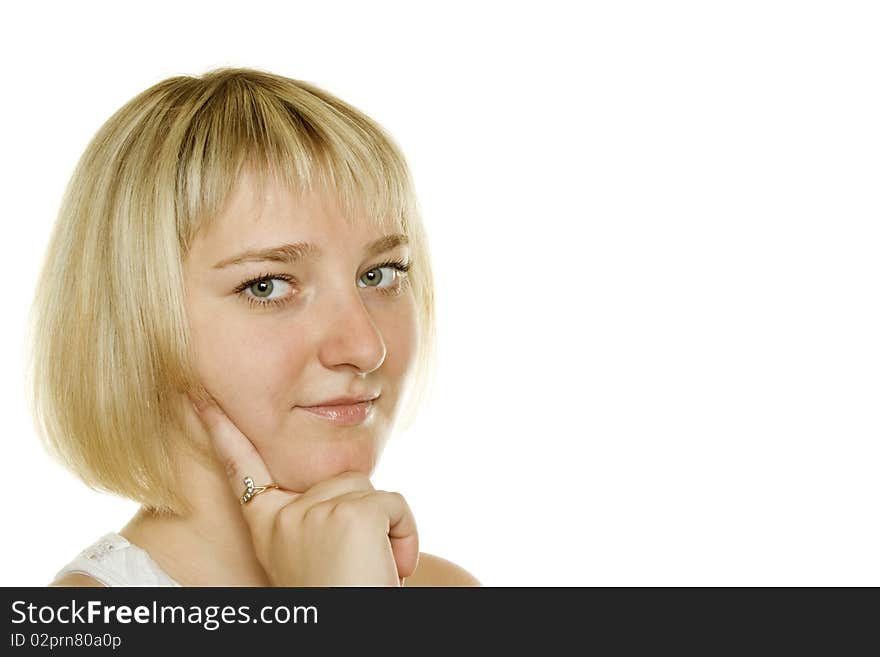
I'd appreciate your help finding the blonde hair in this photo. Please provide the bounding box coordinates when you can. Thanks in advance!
[25,67,436,515]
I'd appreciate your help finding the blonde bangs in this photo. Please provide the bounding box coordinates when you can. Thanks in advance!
[26,67,435,515]
[175,70,413,244]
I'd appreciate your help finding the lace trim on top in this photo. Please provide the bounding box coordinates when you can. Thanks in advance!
[54,532,180,587]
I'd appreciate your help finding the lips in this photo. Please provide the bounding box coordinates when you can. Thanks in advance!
[297,394,379,426]
[304,394,379,407]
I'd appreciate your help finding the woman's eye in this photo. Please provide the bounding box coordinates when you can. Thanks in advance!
[358,260,411,292]
[235,260,411,310]
[249,278,291,298]
[235,274,296,309]
[359,266,399,288]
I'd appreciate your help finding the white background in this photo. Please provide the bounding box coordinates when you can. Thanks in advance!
[3,1,878,586]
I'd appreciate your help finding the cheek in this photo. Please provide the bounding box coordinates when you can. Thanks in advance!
[190,313,311,426]
[380,295,420,384]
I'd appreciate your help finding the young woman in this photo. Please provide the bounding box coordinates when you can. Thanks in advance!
[28,67,478,587]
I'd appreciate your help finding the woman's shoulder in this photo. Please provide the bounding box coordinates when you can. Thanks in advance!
[47,549,480,587]
[405,552,481,587]
[48,573,106,587]
[48,531,178,587]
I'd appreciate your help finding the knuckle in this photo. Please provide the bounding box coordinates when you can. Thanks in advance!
[274,504,302,534]
[332,499,376,526]
[330,500,359,523]
[270,509,285,536]
[301,500,330,527]
[377,490,408,510]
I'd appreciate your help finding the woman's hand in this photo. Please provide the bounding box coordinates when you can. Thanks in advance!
[188,393,419,587]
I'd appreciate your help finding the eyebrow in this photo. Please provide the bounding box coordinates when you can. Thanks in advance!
[212,233,409,269]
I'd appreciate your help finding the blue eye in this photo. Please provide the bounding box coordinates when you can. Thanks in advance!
[234,273,297,309]
[234,259,412,310]
[358,259,411,290]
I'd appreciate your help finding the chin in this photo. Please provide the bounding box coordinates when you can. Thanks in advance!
[265,430,385,494]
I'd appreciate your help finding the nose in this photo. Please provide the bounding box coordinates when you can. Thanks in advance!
[315,286,387,375]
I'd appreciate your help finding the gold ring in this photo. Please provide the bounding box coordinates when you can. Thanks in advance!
[240,475,280,504]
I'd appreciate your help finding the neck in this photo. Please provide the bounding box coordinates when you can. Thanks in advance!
[119,428,271,586]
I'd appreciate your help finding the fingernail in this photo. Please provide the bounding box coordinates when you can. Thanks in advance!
[187,392,207,414]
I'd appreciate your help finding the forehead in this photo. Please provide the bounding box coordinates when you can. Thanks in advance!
[195,167,401,256]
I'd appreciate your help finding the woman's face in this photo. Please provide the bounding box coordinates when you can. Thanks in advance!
[183,167,419,492]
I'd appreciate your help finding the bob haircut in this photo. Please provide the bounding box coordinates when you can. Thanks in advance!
[25,67,436,516]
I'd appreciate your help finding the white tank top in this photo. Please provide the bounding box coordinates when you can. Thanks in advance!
[54,532,180,587]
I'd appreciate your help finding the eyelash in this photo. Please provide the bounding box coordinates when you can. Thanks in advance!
[233,258,412,310]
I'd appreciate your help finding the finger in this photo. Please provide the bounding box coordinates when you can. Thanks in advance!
[187,391,280,509]
[298,470,375,505]
[351,492,419,579]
